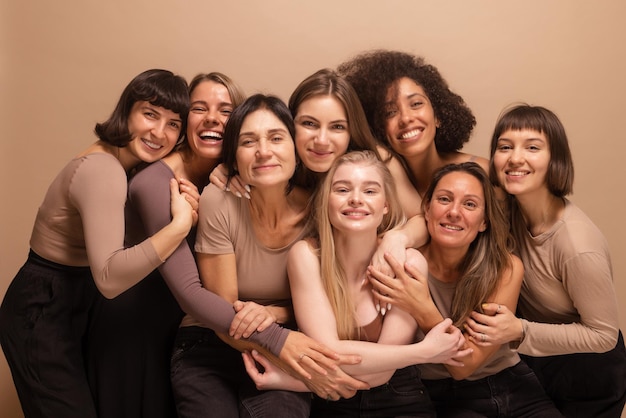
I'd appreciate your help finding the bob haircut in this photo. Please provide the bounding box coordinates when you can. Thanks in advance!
[489,103,574,197]
[422,162,512,327]
[94,69,189,147]
[288,68,382,189]
[337,49,475,154]
[176,72,246,153]
[221,94,296,190]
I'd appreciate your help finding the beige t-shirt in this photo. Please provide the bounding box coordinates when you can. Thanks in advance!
[516,199,620,356]
[30,153,161,297]
[418,273,519,381]
[182,184,307,328]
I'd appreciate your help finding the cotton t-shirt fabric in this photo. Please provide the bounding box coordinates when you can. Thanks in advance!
[29,153,162,296]
[417,273,520,381]
[516,199,620,355]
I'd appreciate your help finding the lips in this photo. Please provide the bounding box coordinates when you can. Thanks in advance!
[440,223,463,231]
[198,130,222,142]
[398,127,424,141]
[141,138,162,150]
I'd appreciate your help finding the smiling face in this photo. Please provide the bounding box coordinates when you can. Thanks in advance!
[186,80,233,160]
[425,171,487,250]
[383,77,439,159]
[294,95,351,173]
[492,129,551,199]
[328,162,389,235]
[235,109,296,188]
[126,100,182,163]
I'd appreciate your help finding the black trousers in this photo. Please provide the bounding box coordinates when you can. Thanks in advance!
[0,250,97,418]
[522,331,626,418]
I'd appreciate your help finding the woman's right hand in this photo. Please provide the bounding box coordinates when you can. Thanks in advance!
[209,163,250,199]
[279,331,369,398]
[420,318,472,366]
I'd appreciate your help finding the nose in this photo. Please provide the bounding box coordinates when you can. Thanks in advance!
[255,140,272,158]
[447,201,461,219]
[509,147,524,164]
[152,120,167,141]
[204,109,219,125]
[314,128,330,146]
[349,191,362,206]
[398,104,413,126]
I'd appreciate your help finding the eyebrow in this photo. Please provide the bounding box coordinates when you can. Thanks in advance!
[239,127,289,137]
[191,100,232,107]
[332,179,383,188]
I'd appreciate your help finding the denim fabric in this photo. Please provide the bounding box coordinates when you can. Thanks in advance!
[423,361,563,418]
[171,326,310,418]
[310,365,436,418]
[0,250,98,418]
[522,331,626,418]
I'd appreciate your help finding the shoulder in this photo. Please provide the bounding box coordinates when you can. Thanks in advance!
[289,238,318,258]
[406,248,428,275]
[554,200,609,255]
[69,153,126,194]
[129,161,173,189]
[444,152,489,172]
[504,253,524,286]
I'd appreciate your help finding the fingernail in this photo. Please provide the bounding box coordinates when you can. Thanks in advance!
[481,303,488,309]
[244,192,251,200]
[245,185,251,193]
[381,307,387,316]
[225,187,230,192]
[375,303,380,312]
[386,303,392,312]
[235,192,242,198]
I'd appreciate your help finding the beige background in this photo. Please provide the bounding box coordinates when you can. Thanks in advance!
[1,1,625,416]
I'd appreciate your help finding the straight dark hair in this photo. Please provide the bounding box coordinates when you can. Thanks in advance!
[221,94,296,192]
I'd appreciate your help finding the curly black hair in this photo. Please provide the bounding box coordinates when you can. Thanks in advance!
[337,50,476,153]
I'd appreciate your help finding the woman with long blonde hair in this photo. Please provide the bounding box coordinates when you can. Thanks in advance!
[243,151,468,417]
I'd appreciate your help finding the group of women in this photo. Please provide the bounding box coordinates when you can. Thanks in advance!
[0,49,624,418]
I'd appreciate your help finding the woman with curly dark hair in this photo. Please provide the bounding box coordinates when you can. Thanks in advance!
[337,50,488,197]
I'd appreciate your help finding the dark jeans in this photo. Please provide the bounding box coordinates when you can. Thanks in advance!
[423,361,563,418]
[0,250,98,418]
[170,326,311,418]
[311,365,435,418]
[522,331,626,418]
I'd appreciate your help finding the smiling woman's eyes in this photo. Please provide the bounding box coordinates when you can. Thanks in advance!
[435,195,451,204]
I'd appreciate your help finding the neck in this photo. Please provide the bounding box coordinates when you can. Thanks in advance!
[515,188,564,236]
[405,148,444,195]
[333,230,378,285]
[421,242,465,283]
[248,184,295,227]
[168,149,219,187]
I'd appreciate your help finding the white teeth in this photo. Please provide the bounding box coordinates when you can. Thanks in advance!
[143,139,161,150]
[507,171,527,176]
[199,131,222,140]
[400,129,422,139]
[443,224,462,230]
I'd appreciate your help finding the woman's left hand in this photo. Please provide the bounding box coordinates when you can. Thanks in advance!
[229,300,277,339]
[464,302,524,346]
[368,252,431,315]
[369,232,408,315]
[177,177,200,226]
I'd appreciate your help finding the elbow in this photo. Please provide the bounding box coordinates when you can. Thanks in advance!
[596,331,619,353]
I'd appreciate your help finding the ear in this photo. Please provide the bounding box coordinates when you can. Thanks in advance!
[424,201,431,222]
[383,201,389,216]
[478,218,487,232]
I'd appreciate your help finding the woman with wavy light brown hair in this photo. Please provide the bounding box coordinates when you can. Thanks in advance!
[369,162,562,417]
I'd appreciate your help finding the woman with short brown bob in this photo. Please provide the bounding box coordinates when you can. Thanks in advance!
[465,104,626,417]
